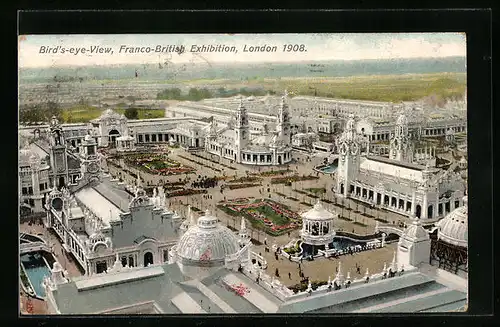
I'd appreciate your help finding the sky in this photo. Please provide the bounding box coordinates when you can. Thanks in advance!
[18,33,466,68]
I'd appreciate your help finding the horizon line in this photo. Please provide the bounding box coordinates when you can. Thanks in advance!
[19,55,466,69]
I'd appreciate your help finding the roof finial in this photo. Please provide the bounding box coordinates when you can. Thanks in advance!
[240,216,246,231]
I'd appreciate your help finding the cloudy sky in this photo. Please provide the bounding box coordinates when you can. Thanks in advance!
[18,33,466,68]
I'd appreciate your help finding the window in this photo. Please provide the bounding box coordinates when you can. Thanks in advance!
[163,250,169,263]
[88,146,95,155]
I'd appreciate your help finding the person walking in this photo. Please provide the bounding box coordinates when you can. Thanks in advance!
[288,272,291,279]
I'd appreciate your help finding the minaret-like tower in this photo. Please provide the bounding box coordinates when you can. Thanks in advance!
[77,134,101,186]
[389,113,413,162]
[234,97,249,163]
[336,114,361,197]
[48,116,69,189]
[276,90,291,145]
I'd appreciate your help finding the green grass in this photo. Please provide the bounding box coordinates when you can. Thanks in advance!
[247,206,290,226]
[194,73,466,103]
[305,187,326,195]
[60,105,165,123]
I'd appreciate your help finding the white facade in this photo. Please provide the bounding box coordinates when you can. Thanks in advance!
[205,93,293,166]
[336,115,465,220]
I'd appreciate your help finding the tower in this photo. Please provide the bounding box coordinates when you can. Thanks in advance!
[389,113,413,162]
[234,97,249,163]
[276,90,291,145]
[397,216,431,267]
[336,114,361,197]
[78,134,101,186]
[48,116,69,189]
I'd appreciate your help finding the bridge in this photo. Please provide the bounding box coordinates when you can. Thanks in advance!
[374,223,404,237]
[20,242,51,255]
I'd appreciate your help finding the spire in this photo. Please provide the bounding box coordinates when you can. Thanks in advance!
[240,216,246,231]
[328,275,331,285]
[346,271,351,282]
[391,251,397,271]
[365,268,370,278]
[335,261,344,282]
[383,262,387,274]
[189,207,197,226]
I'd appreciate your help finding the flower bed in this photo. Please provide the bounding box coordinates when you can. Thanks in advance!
[271,175,319,185]
[353,221,368,227]
[125,153,195,175]
[300,202,313,207]
[287,196,299,202]
[375,218,389,223]
[227,183,260,190]
[230,176,262,184]
[257,169,293,177]
[339,216,353,222]
[166,188,207,198]
[217,198,301,236]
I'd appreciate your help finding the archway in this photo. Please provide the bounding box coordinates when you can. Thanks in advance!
[108,129,120,148]
[416,205,422,218]
[96,261,107,274]
[340,183,344,195]
[58,176,65,189]
[144,252,154,267]
[278,156,282,164]
[427,205,433,219]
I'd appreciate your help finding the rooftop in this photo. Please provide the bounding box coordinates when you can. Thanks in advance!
[74,186,123,227]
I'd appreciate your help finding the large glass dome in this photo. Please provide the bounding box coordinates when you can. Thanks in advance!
[176,209,240,265]
[436,196,468,248]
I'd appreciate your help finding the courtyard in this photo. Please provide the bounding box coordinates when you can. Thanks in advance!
[217,198,301,236]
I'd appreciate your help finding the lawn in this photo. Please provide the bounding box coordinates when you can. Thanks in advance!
[60,105,165,123]
[247,206,290,226]
[305,187,326,195]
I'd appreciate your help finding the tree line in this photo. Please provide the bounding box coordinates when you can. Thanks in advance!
[156,87,271,101]
[19,102,63,124]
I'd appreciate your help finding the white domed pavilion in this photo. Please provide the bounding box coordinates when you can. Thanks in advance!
[300,199,338,255]
[171,209,250,278]
[430,196,468,276]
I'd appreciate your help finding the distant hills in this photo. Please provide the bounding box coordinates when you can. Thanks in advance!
[19,56,466,84]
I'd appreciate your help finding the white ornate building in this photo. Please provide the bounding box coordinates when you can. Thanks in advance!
[336,115,465,220]
[299,200,338,254]
[43,201,467,314]
[19,141,52,215]
[205,93,293,165]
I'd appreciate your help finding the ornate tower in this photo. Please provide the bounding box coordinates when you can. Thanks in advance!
[276,90,291,145]
[336,114,361,197]
[389,113,413,162]
[397,216,431,267]
[234,97,249,163]
[78,134,101,186]
[48,116,69,189]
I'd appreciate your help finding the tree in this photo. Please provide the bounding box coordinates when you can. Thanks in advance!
[124,107,139,119]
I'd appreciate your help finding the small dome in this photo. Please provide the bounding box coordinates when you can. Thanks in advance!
[435,196,468,248]
[403,218,429,241]
[176,209,240,264]
[301,200,336,220]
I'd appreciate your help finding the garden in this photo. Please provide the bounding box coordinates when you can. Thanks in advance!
[217,198,301,236]
[270,174,320,185]
[125,153,195,175]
